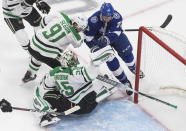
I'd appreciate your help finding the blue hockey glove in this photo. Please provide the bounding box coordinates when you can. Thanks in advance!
[97,36,110,48]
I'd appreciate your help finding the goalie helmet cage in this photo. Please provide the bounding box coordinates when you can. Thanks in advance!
[134,26,186,103]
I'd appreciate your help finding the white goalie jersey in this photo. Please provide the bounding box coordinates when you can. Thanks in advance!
[2,0,33,18]
[33,46,116,112]
[33,64,99,111]
[30,12,84,59]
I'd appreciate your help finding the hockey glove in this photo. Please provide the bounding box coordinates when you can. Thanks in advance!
[0,99,12,112]
[97,36,110,48]
[21,1,31,9]
[36,0,51,14]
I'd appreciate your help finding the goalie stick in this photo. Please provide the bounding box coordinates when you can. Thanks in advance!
[96,75,178,109]
[125,14,172,32]
[12,105,81,116]
[10,86,116,115]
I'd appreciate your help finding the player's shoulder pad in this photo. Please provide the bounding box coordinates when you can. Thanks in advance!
[113,10,122,20]
[50,67,62,76]
[90,16,98,24]
[89,11,100,24]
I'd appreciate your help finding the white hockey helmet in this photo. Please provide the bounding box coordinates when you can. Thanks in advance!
[60,50,79,68]
[71,14,87,32]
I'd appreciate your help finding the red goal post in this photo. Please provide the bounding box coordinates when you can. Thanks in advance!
[134,26,186,103]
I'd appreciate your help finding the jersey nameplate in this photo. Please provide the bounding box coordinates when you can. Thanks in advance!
[54,75,68,80]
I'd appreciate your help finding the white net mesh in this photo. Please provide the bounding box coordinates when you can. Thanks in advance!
[139,27,186,98]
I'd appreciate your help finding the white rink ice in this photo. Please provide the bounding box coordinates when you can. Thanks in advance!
[0,0,186,131]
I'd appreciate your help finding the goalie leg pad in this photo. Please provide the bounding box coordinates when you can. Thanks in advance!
[90,45,115,66]
[33,87,52,112]
[93,79,118,102]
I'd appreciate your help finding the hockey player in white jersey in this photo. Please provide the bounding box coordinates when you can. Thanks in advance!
[22,12,87,83]
[2,0,50,51]
[33,47,120,127]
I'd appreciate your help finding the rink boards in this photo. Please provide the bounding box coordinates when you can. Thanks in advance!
[47,99,166,131]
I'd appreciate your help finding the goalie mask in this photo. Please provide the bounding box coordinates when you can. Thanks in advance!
[60,50,79,68]
[71,15,87,32]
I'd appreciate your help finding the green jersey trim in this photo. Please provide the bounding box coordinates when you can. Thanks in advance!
[29,64,39,71]
[96,86,115,98]
[60,12,81,41]
[35,87,50,111]
[3,11,20,19]
[82,67,92,81]
[32,37,59,55]
[70,85,93,102]
[50,67,63,76]
[49,32,66,43]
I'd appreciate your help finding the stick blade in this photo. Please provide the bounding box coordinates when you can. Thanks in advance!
[160,14,172,28]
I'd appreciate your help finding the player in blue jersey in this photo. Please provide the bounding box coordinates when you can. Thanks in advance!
[84,3,145,96]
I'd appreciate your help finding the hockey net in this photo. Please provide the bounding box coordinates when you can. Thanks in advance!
[134,26,186,103]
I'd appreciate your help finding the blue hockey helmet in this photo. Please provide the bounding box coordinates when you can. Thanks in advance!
[100,3,114,16]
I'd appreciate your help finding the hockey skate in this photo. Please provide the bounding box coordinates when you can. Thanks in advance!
[123,80,133,96]
[104,74,133,95]
[131,69,145,79]
[22,71,37,83]
[40,114,60,127]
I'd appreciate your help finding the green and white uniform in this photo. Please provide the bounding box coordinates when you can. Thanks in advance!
[2,0,33,19]
[33,45,117,112]
[27,12,84,74]
[31,12,84,59]
[33,64,98,111]
[33,63,117,112]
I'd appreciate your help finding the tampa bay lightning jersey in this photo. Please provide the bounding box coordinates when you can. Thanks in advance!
[84,10,123,44]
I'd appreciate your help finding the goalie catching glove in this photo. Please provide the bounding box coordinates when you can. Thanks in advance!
[36,0,51,14]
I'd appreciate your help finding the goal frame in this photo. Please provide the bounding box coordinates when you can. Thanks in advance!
[134,26,186,103]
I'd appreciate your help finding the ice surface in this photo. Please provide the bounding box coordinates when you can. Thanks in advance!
[48,99,165,131]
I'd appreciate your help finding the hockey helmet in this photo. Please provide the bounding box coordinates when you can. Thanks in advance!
[71,15,87,32]
[100,3,114,17]
[60,50,79,68]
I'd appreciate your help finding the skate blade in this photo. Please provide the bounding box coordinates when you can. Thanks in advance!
[40,117,60,127]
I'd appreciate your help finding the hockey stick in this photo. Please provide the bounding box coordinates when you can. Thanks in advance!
[12,105,80,116]
[12,94,113,115]
[96,75,177,109]
[125,14,172,32]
